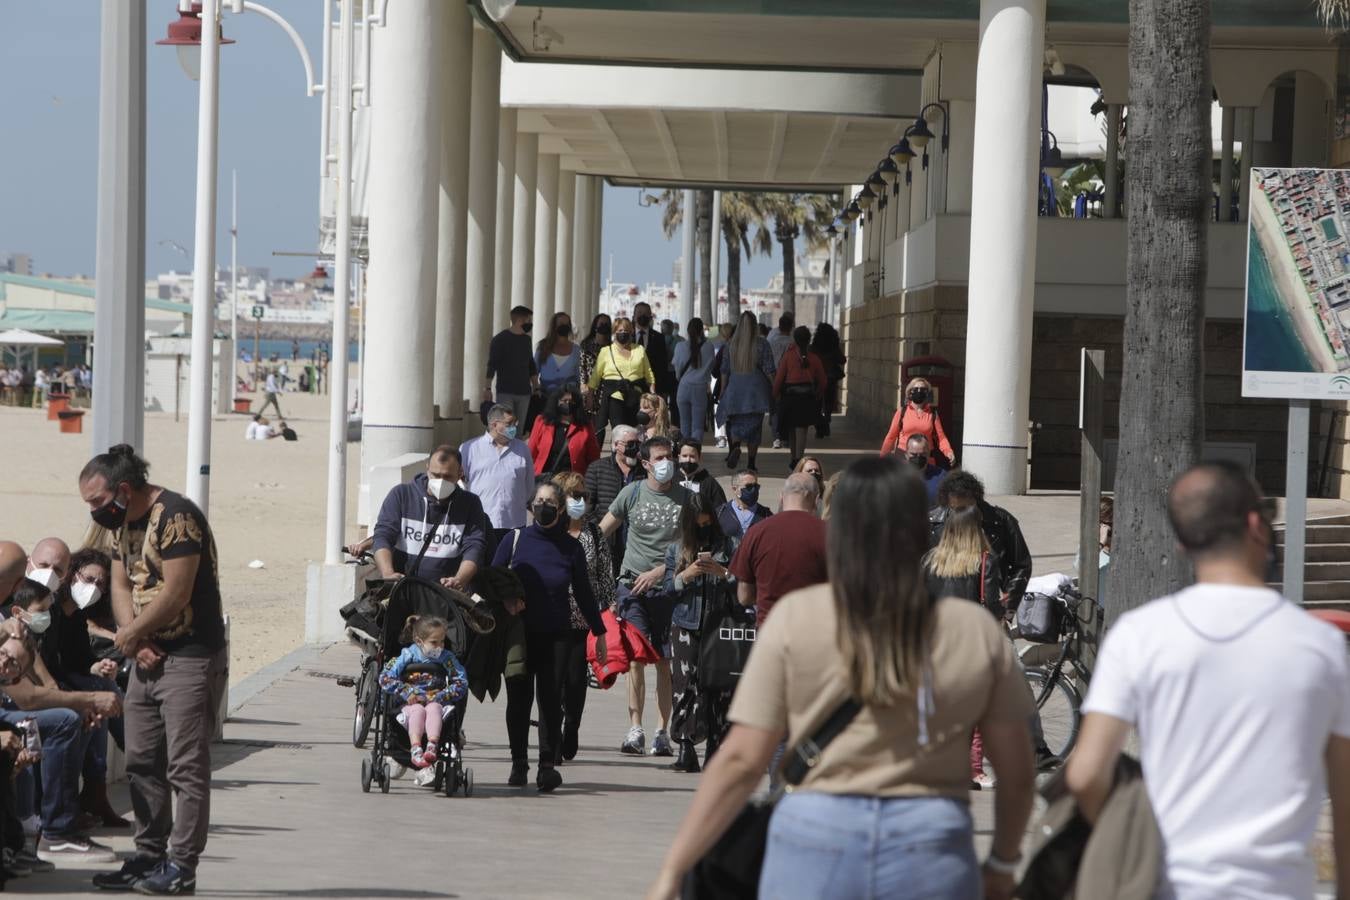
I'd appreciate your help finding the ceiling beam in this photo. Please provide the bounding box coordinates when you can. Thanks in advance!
[764,112,788,183]
[651,110,683,180]
[591,110,637,179]
[712,111,729,182]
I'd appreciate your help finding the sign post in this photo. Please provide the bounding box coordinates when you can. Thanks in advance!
[1284,400,1309,602]
[251,304,264,391]
[1076,348,1106,690]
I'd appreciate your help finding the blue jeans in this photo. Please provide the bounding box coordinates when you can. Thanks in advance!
[676,380,710,442]
[760,793,979,900]
[0,707,89,838]
[65,674,121,781]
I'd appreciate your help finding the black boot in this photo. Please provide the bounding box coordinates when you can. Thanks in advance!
[670,740,701,773]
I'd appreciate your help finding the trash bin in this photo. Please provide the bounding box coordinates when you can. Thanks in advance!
[233,396,252,414]
[57,409,85,434]
[47,393,70,421]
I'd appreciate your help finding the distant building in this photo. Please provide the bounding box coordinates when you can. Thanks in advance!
[2,253,32,276]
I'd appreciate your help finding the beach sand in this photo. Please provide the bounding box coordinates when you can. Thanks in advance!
[1251,187,1340,373]
[0,384,359,685]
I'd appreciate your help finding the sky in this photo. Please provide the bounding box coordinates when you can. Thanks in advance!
[0,2,779,292]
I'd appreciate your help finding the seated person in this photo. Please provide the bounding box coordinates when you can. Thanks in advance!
[378,615,467,770]
[276,419,298,442]
[0,579,121,862]
[244,415,278,440]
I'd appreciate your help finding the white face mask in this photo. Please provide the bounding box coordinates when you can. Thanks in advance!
[26,567,59,592]
[427,477,456,501]
[71,581,102,610]
[566,498,587,520]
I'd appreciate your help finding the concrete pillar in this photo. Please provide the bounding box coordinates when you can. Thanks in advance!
[1104,103,1123,219]
[464,25,500,408]
[681,188,697,324]
[1292,71,1328,167]
[92,0,146,454]
[591,179,604,320]
[1239,107,1255,222]
[909,153,929,228]
[571,174,594,327]
[363,0,441,486]
[944,100,976,214]
[432,2,472,430]
[511,133,538,316]
[709,189,722,322]
[494,108,517,329]
[533,152,560,313]
[554,170,576,315]
[1218,105,1234,223]
[962,0,1045,495]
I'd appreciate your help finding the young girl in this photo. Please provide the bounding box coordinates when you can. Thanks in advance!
[379,616,468,769]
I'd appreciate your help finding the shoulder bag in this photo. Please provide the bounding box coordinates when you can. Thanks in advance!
[682,697,863,900]
[1016,592,1061,643]
[696,594,757,693]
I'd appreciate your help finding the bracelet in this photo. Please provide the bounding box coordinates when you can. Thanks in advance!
[983,853,1021,876]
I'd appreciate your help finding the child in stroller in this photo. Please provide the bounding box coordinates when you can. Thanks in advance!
[379,615,468,769]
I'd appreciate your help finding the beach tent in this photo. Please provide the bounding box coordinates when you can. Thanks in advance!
[0,328,64,371]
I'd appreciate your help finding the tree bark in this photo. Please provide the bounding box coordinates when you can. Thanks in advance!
[697,190,714,323]
[725,225,742,322]
[779,218,797,318]
[1109,0,1210,625]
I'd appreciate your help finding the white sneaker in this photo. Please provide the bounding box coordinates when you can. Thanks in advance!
[772,439,783,450]
[716,438,727,449]
[620,725,645,755]
[413,767,436,787]
[650,729,673,757]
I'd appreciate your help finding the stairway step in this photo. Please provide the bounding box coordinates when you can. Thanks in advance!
[1275,525,1350,545]
[1270,562,1350,581]
[1275,543,1350,562]
[1276,513,1350,528]
[1301,599,1350,615]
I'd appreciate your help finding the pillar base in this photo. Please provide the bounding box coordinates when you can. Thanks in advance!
[305,560,371,645]
[961,443,1028,496]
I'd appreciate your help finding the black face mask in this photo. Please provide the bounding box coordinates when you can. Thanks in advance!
[909,389,930,405]
[522,321,534,334]
[635,315,653,329]
[557,324,572,338]
[696,525,714,545]
[618,443,639,464]
[90,487,128,530]
[636,411,652,427]
[557,403,573,417]
[906,454,928,469]
[678,460,699,476]
[614,332,633,346]
[596,323,612,337]
[533,503,559,528]
[738,485,760,505]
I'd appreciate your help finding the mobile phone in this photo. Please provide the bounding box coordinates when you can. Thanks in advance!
[697,551,712,560]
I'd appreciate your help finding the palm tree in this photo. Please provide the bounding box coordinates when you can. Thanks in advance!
[720,192,773,324]
[759,193,835,318]
[696,189,714,323]
[1108,0,1210,625]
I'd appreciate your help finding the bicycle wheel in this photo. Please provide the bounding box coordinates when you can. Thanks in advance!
[1023,667,1081,759]
[352,662,378,748]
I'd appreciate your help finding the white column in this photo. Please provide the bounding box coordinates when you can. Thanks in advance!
[1292,72,1326,167]
[433,1,472,427]
[92,0,146,454]
[1239,107,1255,222]
[944,100,976,214]
[1104,103,1123,218]
[591,178,604,320]
[571,174,594,326]
[554,170,576,315]
[464,25,500,408]
[362,0,440,484]
[1218,105,1234,223]
[680,188,696,324]
[184,0,221,511]
[961,0,1045,495]
[533,152,560,313]
[708,189,722,322]
[510,131,537,317]
[494,107,517,329]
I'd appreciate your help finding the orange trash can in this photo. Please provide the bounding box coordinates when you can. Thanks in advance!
[233,396,252,414]
[57,409,84,434]
[47,393,70,421]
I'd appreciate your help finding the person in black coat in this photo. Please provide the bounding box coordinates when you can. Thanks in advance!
[632,301,674,397]
[927,470,1032,612]
[716,471,772,542]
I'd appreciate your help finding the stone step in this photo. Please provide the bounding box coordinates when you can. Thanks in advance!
[1276,514,1350,528]
[1275,525,1350,545]
[1271,562,1350,581]
[1302,598,1350,615]
[1275,543,1350,563]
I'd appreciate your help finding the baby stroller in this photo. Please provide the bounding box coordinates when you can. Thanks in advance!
[360,576,475,798]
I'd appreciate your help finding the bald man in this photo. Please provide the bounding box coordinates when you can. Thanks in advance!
[0,541,26,601]
[730,473,829,626]
[24,537,71,594]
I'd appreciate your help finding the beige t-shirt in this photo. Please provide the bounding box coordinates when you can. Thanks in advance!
[728,584,1032,799]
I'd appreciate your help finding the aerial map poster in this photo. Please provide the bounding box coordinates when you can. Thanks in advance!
[1243,167,1350,399]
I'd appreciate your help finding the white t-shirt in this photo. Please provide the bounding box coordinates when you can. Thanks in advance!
[1083,583,1350,900]
[245,422,273,440]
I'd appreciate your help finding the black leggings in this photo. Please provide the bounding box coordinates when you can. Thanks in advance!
[595,395,636,440]
[505,631,562,766]
[555,631,589,744]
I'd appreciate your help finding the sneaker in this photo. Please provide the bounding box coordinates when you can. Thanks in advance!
[536,765,562,793]
[650,729,673,757]
[93,854,163,891]
[12,848,53,874]
[971,771,997,790]
[716,438,727,450]
[413,767,436,787]
[1034,743,1061,772]
[620,726,645,755]
[422,742,438,765]
[133,860,196,895]
[409,745,427,769]
[3,847,31,876]
[508,761,529,787]
[37,834,117,864]
[772,439,783,450]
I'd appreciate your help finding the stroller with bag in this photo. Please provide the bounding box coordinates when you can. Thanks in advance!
[360,576,477,797]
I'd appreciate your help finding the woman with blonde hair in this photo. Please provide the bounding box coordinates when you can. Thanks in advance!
[713,310,776,471]
[647,457,1035,900]
[588,316,656,437]
[880,376,955,465]
[638,392,675,442]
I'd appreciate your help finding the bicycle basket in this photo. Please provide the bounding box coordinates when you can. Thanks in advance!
[1016,592,1062,644]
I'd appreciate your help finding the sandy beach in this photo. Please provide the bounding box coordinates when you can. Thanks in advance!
[1250,186,1340,373]
[0,383,359,685]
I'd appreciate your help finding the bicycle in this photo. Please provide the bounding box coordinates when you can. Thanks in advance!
[335,550,398,749]
[1016,586,1092,760]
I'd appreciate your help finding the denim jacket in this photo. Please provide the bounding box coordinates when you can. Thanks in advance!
[663,538,737,632]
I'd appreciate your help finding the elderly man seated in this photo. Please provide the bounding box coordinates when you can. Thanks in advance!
[0,541,120,864]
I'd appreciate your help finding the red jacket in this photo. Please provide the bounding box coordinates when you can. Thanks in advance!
[772,348,827,400]
[586,609,660,688]
[881,402,954,461]
[527,419,601,476]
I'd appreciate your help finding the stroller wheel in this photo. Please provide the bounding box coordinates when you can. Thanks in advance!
[463,768,474,797]
[444,767,458,797]
[360,758,373,793]
[379,768,391,794]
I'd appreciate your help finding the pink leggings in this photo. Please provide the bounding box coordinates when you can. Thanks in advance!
[970,729,985,778]
[402,702,444,745]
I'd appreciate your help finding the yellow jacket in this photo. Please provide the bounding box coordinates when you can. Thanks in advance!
[588,344,656,401]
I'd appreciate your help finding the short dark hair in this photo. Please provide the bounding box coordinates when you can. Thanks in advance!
[510,306,532,320]
[80,444,150,491]
[10,578,51,610]
[906,433,930,450]
[69,547,111,579]
[778,313,795,330]
[678,439,703,458]
[634,301,652,314]
[639,435,673,461]
[936,469,984,506]
[1168,462,1263,556]
[430,445,462,467]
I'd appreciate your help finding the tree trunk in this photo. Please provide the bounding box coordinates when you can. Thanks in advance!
[1109,0,1210,626]
[780,230,797,319]
[725,227,742,322]
[697,190,714,323]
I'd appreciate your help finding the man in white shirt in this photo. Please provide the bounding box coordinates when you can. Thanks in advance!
[459,404,534,549]
[245,415,277,440]
[1067,462,1350,900]
[259,371,283,418]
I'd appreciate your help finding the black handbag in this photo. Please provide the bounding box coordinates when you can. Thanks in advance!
[682,698,863,900]
[697,598,756,694]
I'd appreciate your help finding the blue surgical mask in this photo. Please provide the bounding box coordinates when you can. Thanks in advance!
[504,424,518,440]
[566,498,587,520]
[652,459,675,484]
[23,611,51,635]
